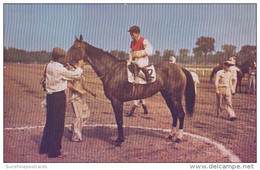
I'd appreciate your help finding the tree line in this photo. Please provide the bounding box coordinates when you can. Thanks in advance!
[4,36,256,65]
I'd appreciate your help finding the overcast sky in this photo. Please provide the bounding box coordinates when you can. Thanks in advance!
[3,3,256,55]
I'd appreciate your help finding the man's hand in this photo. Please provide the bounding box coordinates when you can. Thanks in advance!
[78,59,85,68]
[132,51,145,58]
[79,89,87,95]
[216,88,220,94]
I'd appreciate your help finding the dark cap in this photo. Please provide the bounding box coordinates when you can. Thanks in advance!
[128,25,140,33]
[52,47,67,60]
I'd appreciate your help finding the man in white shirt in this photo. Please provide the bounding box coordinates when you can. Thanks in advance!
[248,62,256,94]
[39,47,84,158]
[215,61,237,121]
[229,65,240,95]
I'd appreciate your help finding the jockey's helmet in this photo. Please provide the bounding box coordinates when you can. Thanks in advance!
[128,25,140,34]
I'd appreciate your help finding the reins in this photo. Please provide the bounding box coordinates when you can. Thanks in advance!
[84,56,120,80]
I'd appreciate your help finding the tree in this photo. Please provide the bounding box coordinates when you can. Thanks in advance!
[238,45,256,62]
[193,47,203,63]
[179,49,190,58]
[221,44,236,60]
[163,50,174,61]
[150,50,162,64]
[193,36,215,64]
[110,50,128,60]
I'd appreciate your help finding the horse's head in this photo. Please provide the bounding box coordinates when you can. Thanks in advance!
[67,34,89,64]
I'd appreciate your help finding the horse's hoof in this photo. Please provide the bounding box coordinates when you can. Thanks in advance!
[114,138,124,147]
[174,138,181,143]
[166,135,174,142]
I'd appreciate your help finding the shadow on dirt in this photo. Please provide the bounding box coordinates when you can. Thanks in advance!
[61,126,168,146]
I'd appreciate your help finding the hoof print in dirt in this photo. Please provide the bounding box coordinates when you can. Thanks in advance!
[174,138,181,143]
[166,135,174,142]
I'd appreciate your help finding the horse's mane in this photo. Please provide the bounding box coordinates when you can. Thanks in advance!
[75,39,122,62]
[71,35,128,65]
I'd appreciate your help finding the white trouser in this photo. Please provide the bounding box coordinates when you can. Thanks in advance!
[132,56,149,68]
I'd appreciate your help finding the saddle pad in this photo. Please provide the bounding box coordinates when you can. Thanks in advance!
[127,61,156,84]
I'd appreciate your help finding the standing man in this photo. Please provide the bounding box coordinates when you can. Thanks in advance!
[229,55,239,94]
[39,47,84,158]
[247,62,256,94]
[215,61,237,121]
[229,63,240,95]
[67,62,96,142]
[128,25,153,83]
[127,99,148,117]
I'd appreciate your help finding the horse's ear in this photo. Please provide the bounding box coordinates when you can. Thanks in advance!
[75,36,79,41]
[79,34,83,41]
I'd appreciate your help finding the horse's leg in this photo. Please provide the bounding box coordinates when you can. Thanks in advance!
[160,91,178,142]
[111,99,124,147]
[174,100,185,143]
[238,78,242,93]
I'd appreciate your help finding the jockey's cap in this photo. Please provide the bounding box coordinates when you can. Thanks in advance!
[52,47,67,59]
[128,25,140,33]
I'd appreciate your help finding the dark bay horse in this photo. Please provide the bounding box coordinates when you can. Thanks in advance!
[210,60,253,93]
[67,35,195,146]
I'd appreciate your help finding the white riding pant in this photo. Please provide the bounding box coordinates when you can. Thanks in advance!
[132,56,149,68]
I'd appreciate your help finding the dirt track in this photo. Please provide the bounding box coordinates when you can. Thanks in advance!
[3,63,256,163]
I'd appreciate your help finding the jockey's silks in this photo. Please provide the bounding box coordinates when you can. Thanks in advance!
[130,37,144,52]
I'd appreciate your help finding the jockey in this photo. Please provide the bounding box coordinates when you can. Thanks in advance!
[128,25,153,83]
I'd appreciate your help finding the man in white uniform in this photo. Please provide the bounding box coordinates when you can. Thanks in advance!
[215,60,237,121]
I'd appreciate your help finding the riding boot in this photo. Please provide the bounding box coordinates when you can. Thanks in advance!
[142,104,148,115]
[141,67,153,83]
[127,105,137,117]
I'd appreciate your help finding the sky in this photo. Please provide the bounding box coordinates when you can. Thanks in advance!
[3,3,257,55]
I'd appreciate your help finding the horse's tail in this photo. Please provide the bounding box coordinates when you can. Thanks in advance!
[182,68,195,116]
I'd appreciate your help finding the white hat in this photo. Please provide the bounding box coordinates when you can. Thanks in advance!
[229,57,236,64]
[224,60,235,66]
[169,56,176,63]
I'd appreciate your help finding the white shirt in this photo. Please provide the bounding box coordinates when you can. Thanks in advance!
[129,38,153,60]
[229,66,240,78]
[215,70,232,88]
[46,61,83,93]
[190,71,200,84]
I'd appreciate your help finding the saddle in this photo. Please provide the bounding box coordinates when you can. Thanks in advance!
[127,61,156,84]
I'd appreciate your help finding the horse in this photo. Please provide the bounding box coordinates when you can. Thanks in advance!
[210,59,253,93]
[67,35,195,146]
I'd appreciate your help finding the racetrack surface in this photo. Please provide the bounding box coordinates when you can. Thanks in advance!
[3,63,256,163]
